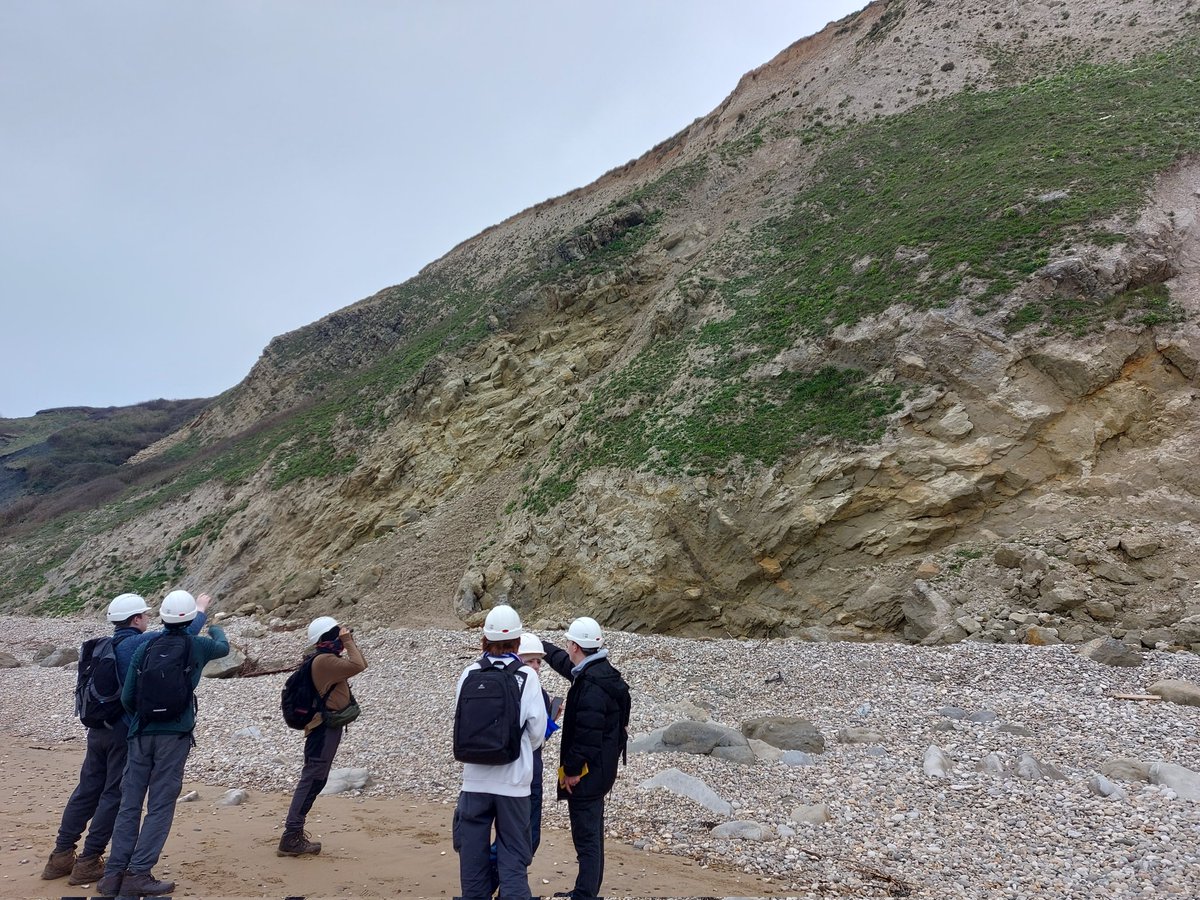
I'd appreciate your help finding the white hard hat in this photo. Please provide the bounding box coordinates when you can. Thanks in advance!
[106,593,151,623]
[565,616,603,649]
[160,589,198,624]
[308,615,340,644]
[518,633,545,657]
[483,604,524,641]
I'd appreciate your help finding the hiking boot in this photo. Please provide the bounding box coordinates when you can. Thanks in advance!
[119,871,176,896]
[277,829,322,856]
[68,853,105,885]
[40,848,76,880]
[95,870,126,896]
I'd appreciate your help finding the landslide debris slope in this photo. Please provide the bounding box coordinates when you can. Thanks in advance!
[4,0,1200,650]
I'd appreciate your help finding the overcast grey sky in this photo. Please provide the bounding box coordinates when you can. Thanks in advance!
[0,1,862,418]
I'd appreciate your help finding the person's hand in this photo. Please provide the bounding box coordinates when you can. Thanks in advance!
[195,593,212,613]
[561,773,582,793]
[339,626,354,639]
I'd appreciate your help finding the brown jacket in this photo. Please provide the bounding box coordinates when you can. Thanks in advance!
[306,634,367,731]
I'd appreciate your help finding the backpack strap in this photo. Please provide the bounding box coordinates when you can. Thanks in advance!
[505,657,528,695]
[478,655,529,694]
[111,633,130,686]
[309,650,340,714]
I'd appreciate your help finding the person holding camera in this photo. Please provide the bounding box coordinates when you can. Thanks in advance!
[277,615,367,858]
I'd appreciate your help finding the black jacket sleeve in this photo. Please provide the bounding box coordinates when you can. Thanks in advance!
[541,639,574,682]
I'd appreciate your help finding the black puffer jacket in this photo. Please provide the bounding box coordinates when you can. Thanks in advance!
[543,641,631,801]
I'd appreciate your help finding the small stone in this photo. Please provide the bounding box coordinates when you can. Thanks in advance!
[790,804,830,825]
[218,789,249,807]
[924,745,953,778]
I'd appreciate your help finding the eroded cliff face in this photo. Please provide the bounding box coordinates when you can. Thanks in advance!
[10,0,1200,652]
[455,159,1200,645]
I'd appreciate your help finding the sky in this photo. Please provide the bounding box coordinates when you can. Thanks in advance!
[0,1,863,419]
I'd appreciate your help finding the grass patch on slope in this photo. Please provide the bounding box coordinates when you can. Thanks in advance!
[1007,283,1179,337]
[726,40,1200,348]
[526,39,1200,511]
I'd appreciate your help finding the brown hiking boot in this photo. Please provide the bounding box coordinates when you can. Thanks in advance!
[40,849,76,880]
[277,829,322,856]
[119,871,176,896]
[68,853,105,885]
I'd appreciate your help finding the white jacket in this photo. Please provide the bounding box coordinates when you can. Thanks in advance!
[456,654,547,797]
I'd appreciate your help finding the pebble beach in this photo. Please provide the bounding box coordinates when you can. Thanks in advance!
[2,614,1199,899]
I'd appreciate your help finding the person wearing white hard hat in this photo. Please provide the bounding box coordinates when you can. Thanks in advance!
[541,617,631,900]
[99,589,228,898]
[42,591,209,888]
[277,615,367,858]
[483,632,563,894]
[452,605,547,900]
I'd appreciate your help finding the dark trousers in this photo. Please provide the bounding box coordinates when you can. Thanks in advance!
[489,755,544,891]
[454,791,532,900]
[284,725,343,832]
[55,720,129,857]
[105,733,192,875]
[530,772,543,856]
[567,796,605,900]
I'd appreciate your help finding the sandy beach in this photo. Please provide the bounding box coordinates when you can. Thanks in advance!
[0,743,767,900]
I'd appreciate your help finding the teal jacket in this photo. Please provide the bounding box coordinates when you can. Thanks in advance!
[122,623,229,736]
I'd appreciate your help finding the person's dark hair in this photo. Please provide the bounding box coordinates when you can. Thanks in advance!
[164,621,188,632]
[579,645,600,656]
[319,625,340,643]
[116,614,140,628]
[483,637,520,655]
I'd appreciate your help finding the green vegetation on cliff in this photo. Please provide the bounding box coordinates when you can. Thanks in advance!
[527,39,1200,509]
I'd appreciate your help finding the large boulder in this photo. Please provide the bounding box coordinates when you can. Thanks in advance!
[902,580,955,640]
[1078,637,1143,667]
[711,821,769,840]
[319,768,370,795]
[841,577,906,630]
[38,646,79,668]
[740,716,825,753]
[639,768,732,816]
[203,646,247,678]
[1101,758,1151,783]
[1149,679,1200,707]
[662,721,747,754]
[923,745,953,778]
[1173,615,1200,646]
[1149,762,1200,802]
[0,652,19,668]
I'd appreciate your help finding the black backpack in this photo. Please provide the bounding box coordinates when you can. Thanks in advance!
[453,656,527,765]
[281,653,336,730]
[75,634,130,728]
[134,631,196,724]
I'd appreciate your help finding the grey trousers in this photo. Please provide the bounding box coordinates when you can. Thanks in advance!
[284,725,343,832]
[55,720,128,857]
[453,791,532,900]
[105,732,192,876]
